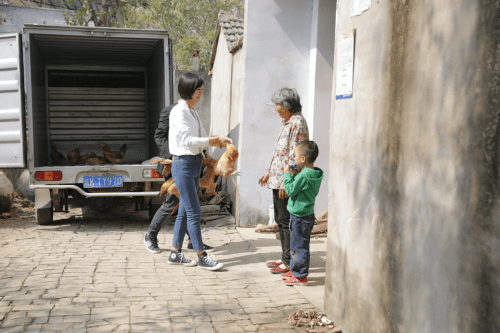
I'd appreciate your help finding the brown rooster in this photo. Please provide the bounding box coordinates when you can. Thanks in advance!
[85,152,106,165]
[160,178,180,197]
[209,135,230,149]
[76,152,94,165]
[101,142,126,164]
[157,145,239,198]
[148,157,173,177]
[200,153,218,192]
[50,143,66,165]
[67,148,82,166]
[215,144,239,177]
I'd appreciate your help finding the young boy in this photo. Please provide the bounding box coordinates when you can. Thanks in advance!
[281,140,323,285]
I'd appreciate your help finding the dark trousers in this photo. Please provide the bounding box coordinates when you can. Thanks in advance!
[290,213,315,278]
[273,189,290,266]
[147,192,179,237]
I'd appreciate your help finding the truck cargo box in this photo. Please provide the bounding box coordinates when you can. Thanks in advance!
[0,25,174,224]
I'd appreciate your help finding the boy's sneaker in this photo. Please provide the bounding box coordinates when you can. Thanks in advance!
[168,250,197,266]
[144,234,160,254]
[284,276,308,286]
[270,264,290,274]
[187,242,215,253]
[198,252,224,271]
[281,271,293,280]
[266,259,282,268]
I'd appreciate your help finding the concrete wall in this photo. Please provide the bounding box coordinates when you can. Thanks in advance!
[237,0,315,226]
[0,4,68,34]
[307,0,336,217]
[325,0,500,332]
[209,34,233,156]
[7,0,60,9]
[227,40,246,219]
[208,0,335,225]
[208,25,246,218]
[173,70,211,133]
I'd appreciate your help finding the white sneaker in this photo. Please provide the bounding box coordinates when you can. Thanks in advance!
[168,250,197,266]
[198,253,224,271]
[144,234,160,254]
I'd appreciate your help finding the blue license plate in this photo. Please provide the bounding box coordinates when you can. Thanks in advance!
[83,175,123,188]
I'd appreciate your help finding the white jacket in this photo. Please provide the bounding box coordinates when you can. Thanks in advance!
[168,100,209,156]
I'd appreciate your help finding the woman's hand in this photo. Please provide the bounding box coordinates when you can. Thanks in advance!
[258,171,269,187]
[209,135,232,148]
[279,183,289,199]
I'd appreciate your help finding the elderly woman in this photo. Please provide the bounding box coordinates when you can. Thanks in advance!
[259,88,309,274]
[168,72,231,271]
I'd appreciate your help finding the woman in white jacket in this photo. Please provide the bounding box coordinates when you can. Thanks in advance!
[167,73,231,271]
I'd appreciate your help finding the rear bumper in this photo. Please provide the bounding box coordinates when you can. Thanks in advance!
[30,164,164,183]
[30,184,160,197]
[29,164,163,197]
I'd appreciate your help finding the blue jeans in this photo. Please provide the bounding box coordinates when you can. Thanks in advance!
[171,154,204,252]
[290,213,315,279]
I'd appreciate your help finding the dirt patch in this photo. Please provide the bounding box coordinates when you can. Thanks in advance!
[0,206,38,245]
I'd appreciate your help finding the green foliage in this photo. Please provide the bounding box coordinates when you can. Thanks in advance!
[121,0,243,70]
[64,0,119,27]
[64,0,244,70]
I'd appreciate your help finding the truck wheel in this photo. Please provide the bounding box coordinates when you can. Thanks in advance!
[36,206,53,225]
[149,202,162,221]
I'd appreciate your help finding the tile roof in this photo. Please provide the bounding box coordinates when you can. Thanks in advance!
[209,11,244,72]
[220,13,244,50]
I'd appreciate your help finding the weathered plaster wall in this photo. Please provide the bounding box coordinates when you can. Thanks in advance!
[307,0,336,216]
[238,0,314,226]
[0,4,68,33]
[209,31,246,217]
[209,35,232,149]
[227,44,246,219]
[173,70,211,133]
[325,0,500,332]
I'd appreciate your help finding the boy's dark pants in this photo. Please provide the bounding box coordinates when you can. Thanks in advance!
[272,189,290,266]
[290,213,315,279]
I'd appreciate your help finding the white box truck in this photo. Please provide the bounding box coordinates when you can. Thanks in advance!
[0,25,173,224]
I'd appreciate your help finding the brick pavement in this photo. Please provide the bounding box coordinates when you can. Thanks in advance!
[0,206,327,333]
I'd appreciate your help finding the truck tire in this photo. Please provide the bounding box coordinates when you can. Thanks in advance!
[36,206,53,225]
[149,202,162,221]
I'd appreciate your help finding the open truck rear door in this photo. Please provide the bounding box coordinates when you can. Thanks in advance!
[0,33,26,168]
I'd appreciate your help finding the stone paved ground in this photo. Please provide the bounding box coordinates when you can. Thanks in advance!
[0,205,331,333]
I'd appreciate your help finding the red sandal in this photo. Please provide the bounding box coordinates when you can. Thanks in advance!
[266,260,282,268]
[270,264,290,274]
[284,276,308,286]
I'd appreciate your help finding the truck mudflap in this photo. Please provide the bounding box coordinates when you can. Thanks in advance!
[36,207,53,225]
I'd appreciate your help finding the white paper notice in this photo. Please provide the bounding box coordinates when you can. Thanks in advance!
[351,0,371,17]
[336,26,354,100]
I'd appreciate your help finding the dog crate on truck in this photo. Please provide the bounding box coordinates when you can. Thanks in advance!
[0,25,173,224]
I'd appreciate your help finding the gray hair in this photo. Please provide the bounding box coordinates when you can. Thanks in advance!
[271,88,302,113]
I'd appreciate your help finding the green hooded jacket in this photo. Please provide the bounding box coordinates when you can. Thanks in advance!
[283,167,324,217]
